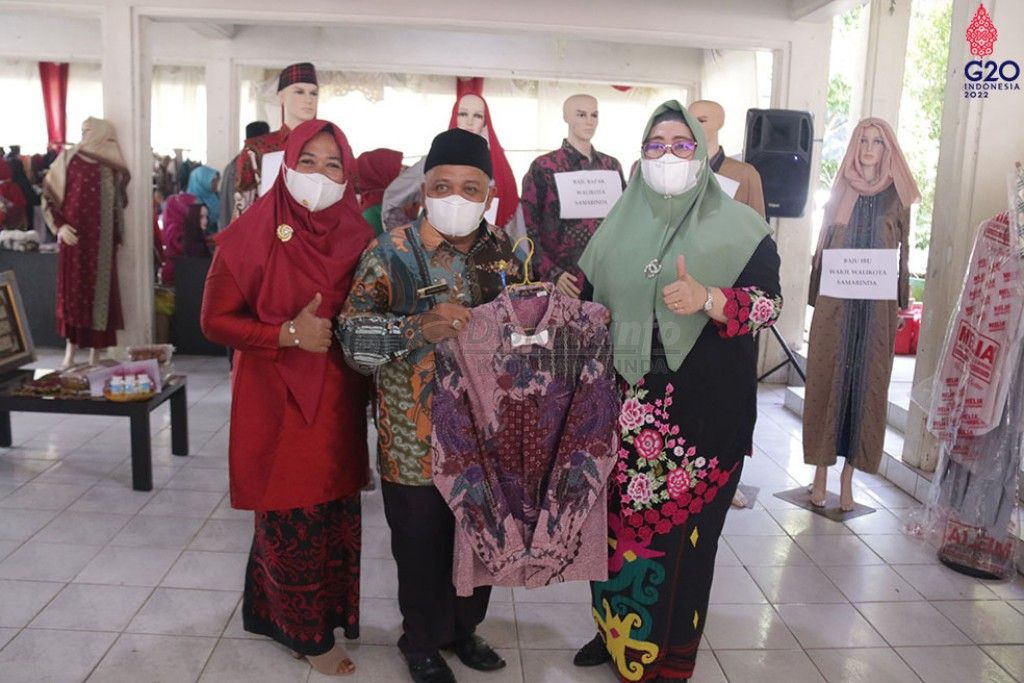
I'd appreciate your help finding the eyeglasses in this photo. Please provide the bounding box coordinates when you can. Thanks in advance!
[641,139,698,159]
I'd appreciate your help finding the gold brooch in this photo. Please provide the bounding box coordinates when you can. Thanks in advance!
[276,224,294,242]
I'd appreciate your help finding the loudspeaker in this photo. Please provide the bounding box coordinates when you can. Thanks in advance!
[743,109,813,218]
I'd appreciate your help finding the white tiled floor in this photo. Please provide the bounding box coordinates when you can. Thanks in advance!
[0,354,1022,682]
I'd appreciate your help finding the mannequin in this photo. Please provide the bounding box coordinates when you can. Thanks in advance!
[804,119,919,511]
[234,63,318,218]
[41,118,129,368]
[380,92,520,233]
[521,94,624,295]
[688,100,766,219]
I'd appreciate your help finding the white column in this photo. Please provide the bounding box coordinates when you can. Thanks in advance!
[758,28,832,381]
[102,5,152,347]
[205,55,237,171]
[902,0,1024,470]
[860,0,913,126]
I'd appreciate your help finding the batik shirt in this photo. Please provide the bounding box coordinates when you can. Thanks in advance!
[521,140,624,283]
[432,289,619,596]
[337,217,520,486]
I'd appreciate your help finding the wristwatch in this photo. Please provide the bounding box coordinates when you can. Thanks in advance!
[702,287,714,313]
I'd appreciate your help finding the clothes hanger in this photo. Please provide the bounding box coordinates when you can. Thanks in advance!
[505,236,550,298]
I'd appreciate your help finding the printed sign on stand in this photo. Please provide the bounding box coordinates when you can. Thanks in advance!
[819,248,899,300]
[554,170,623,219]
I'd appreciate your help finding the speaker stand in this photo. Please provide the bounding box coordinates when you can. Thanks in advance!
[757,325,806,383]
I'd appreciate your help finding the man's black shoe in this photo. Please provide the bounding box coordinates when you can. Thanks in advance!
[405,653,456,683]
[444,635,506,672]
[573,633,611,667]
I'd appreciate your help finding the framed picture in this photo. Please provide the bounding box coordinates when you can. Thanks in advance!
[0,270,36,376]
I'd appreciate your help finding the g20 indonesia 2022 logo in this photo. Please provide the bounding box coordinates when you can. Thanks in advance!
[963,3,1020,98]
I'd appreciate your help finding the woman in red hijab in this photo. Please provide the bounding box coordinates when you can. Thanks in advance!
[201,119,374,676]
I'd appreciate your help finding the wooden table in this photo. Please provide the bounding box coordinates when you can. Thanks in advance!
[0,371,189,491]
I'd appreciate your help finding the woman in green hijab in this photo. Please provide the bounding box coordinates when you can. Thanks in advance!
[574,101,782,681]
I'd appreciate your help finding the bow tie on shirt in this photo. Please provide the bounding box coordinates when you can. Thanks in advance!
[509,329,553,349]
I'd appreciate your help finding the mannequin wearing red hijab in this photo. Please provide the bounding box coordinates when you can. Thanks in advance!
[200,119,373,674]
[380,92,520,231]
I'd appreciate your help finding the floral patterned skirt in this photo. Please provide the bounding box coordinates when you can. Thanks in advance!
[591,376,743,681]
[242,495,361,656]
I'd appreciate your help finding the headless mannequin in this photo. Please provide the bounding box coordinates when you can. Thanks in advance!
[810,125,885,512]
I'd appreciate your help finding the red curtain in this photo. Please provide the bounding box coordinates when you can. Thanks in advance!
[456,76,484,98]
[39,62,69,151]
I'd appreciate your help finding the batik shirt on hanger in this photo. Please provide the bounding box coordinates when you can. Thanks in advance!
[431,288,619,597]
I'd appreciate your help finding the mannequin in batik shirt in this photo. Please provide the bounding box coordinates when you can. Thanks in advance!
[521,94,624,298]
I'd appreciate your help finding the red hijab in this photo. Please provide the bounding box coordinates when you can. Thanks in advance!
[356,148,403,211]
[447,95,519,228]
[215,119,373,424]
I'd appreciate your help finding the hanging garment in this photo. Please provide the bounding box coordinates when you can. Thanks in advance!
[924,214,1024,580]
[431,288,619,596]
[929,215,1024,445]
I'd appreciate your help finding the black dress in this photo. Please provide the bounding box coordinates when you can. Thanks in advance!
[590,235,782,681]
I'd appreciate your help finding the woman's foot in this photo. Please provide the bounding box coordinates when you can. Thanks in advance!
[839,463,856,512]
[809,466,828,507]
[573,634,611,667]
[731,489,748,508]
[292,645,355,676]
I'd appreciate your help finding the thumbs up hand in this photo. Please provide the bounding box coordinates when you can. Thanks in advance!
[662,254,710,316]
[279,293,333,352]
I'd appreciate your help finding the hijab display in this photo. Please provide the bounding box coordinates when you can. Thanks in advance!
[380,93,519,231]
[41,117,130,367]
[803,117,921,510]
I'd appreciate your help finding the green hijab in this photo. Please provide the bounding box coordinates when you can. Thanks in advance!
[579,100,770,386]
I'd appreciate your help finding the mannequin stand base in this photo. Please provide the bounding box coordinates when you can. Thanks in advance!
[938,549,1002,581]
[774,486,875,522]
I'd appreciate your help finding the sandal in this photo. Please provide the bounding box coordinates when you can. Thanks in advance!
[291,646,355,676]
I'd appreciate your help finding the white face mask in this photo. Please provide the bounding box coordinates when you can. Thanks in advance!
[424,195,486,237]
[640,156,703,196]
[284,167,347,212]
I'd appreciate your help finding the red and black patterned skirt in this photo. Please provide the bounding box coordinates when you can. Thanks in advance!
[242,495,361,655]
